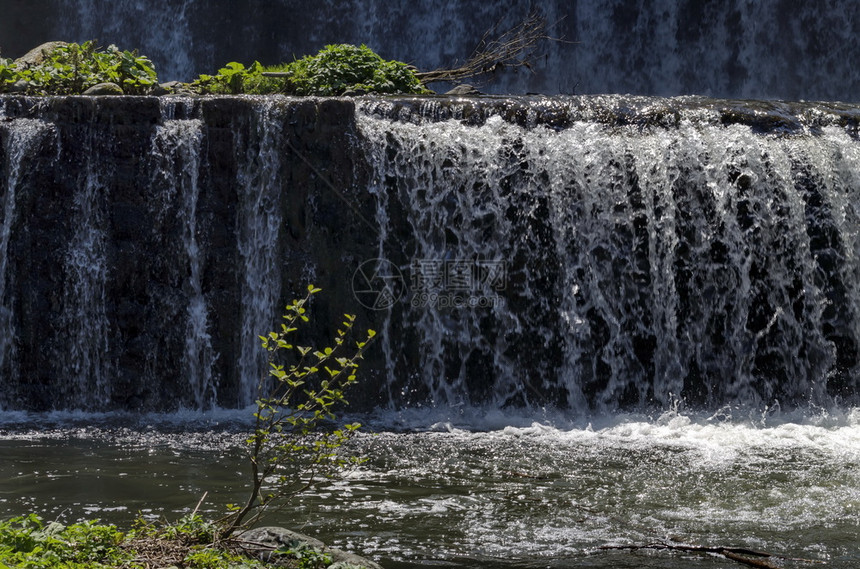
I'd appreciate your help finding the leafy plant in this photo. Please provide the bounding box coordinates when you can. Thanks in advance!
[217,284,375,538]
[0,58,17,90]
[193,61,264,95]
[0,41,158,95]
[0,514,131,568]
[283,44,428,96]
[153,513,217,544]
[274,543,333,569]
[182,546,265,569]
[192,44,429,96]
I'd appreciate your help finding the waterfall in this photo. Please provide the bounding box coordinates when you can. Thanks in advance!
[55,0,198,82]
[42,0,860,101]
[235,100,285,407]
[2,94,860,413]
[60,136,113,409]
[150,111,217,409]
[0,118,50,398]
[357,97,860,410]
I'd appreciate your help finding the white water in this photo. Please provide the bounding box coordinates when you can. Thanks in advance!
[0,408,858,567]
[357,99,860,411]
[60,130,113,409]
[150,113,217,409]
[235,100,285,406]
[0,119,49,387]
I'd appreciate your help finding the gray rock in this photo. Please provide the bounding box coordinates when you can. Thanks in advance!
[14,41,68,68]
[328,551,382,568]
[83,82,124,96]
[151,81,194,95]
[445,83,482,96]
[8,80,30,93]
[237,526,381,569]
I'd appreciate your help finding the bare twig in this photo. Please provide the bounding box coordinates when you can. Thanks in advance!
[190,491,208,518]
[599,541,826,568]
[415,10,566,86]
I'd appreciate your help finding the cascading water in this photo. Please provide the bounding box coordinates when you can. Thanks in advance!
[357,96,860,411]
[150,111,217,409]
[1,95,860,568]
[37,0,860,101]
[235,100,286,407]
[55,0,199,83]
[0,96,303,411]
[1,94,859,413]
[60,142,113,410]
[0,118,50,396]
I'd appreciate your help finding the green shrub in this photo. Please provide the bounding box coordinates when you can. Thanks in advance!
[283,44,428,95]
[0,58,17,90]
[0,513,131,568]
[0,41,158,95]
[193,44,429,96]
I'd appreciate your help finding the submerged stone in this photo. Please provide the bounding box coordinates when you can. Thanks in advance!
[239,526,382,569]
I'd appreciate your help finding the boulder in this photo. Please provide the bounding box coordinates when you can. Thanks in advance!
[14,41,68,67]
[83,82,124,96]
[7,80,30,93]
[238,526,382,569]
[150,81,195,95]
[445,83,482,96]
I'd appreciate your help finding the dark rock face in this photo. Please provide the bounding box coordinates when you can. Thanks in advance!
[0,95,379,411]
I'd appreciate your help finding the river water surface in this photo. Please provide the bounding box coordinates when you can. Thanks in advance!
[0,407,858,568]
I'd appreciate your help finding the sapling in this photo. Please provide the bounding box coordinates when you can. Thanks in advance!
[218,285,375,539]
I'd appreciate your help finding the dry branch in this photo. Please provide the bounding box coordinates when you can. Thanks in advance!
[600,541,826,568]
[415,10,561,86]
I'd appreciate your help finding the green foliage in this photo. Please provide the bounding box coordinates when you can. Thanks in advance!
[193,44,429,96]
[0,58,17,90]
[0,41,158,95]
[193,61,263,95]
[131,513,217,545]
[0,513,131,568]
[284,44,428,96]
[275,542,332,569]
[182,546,265,569]
[218,284,375,537]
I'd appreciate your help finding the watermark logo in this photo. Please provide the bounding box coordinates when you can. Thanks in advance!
[352,258,406,310]
[352,257,506,310]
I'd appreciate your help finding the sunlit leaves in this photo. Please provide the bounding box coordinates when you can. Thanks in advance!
[220,284,375,538]
[0,40,158,95]
[191,44,429,96]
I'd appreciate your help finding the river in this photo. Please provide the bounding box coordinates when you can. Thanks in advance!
[1,407,857,568]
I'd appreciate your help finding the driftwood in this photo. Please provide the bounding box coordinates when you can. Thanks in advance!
[600,541,827,568]
[414,10,563,86]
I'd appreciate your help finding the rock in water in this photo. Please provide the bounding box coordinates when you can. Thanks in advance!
[445,83,482,95]
[238,526,382,569]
